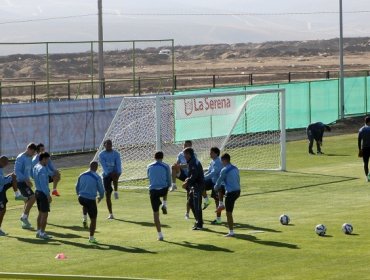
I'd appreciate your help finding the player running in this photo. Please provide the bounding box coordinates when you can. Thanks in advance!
[76,161,105,244]
[203,147,223,224]
[33,152,54,240]
[214,153,241,237]
[170,140,193,219]
[358,116,370,181]
[182,147,205,230]
[33,143,61,196]
[306,122,331,155]
[147,151,171,241]
[0,156,19,236]
[98,139,122,220]
[15,143,37,229]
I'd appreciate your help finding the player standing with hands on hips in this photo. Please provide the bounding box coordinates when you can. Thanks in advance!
[76,161,105,244]
[182,147,205,230]
[99,139,122,220]
[306,122,331,155]
[358,116,370,181]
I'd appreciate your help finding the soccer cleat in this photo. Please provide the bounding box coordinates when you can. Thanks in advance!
[0,229,8,236]
[52,189,60,197]
[20,217,32,229]
[202,200,210,210]
[211,219,222,225]
[224,232,235,237]
[38,233,52,240]
[161,205,167,215]
[82,219,88,229]
[89,238,98,244]
[215,204,225,214]
[107,214,115,220]
[114,192,119,200]
[192,226,203,231]
[169,184,177,192]
[317,151,324,155]
[35,231,40,238]
[184,212,190,220]
[157,236,164,241]
[15,193,25,201]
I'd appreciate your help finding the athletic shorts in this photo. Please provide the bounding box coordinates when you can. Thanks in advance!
[35,190,50,213]
[103,175,114,194]
[177,169,187,182]
[78,196,98,219]
[149,187,169,212]
[225,190,240,213]
[204,179,214,191]
[0,183,11,211]
[48,176,54,183]
[17,182,34,198]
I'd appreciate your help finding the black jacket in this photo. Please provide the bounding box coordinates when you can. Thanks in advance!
[186,156,204,191]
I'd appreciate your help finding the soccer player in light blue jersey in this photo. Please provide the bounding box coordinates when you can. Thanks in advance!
[99,139,122,220]
[203,147,223,224]
[147,151,171,241]
[76,161,105,244]
[214,153,241,237]
[33,152,54,240]
[171,140,193,219]
[0,156,19,236]
[15,143,37,229]
[33,143,61,196]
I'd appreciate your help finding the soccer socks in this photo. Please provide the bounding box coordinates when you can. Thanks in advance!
[83,215,87,221]
[219,201,224,207]
[21,213,28,220]
[204,196,209,203]
[14,190,21,196]
[162,200,167,207]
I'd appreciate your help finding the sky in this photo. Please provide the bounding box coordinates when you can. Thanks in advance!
[0,0,370,52]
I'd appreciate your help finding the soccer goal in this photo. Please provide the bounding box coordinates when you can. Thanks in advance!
[94,88,286,187]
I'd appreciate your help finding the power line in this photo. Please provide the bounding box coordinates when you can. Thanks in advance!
[1,10,370,25]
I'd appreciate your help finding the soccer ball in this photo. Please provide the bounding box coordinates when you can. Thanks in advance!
[279,214,290,225]
[342,223,353,235]
[315,224,327,236]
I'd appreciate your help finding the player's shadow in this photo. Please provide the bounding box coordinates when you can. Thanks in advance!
[324,154,351,157]
[55,239,157,254]
[48,223,89,232]
[164,240,234,253]
[204,221,281,233]
[114,218,171,228]
[46,231,83,239]
[8,236,61,245]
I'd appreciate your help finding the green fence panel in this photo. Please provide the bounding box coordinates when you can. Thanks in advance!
[344,77,366,115]
[310,79,339,124]
[279,82,310,129]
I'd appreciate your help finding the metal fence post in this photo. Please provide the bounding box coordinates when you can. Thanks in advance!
[67,79,71,100]
[138,77,141,95]
[288,72,291,83]
[174,75,177,90]
[212,75,216,88]
[249,74,253,86]
[132,41,136,96]
[32,81,36,102]
[326,71,330,79]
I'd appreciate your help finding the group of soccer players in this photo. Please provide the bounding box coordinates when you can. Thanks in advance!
[147,140,241,241]
[0,137,241,243]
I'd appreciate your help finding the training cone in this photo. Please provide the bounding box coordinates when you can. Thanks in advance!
[55,253,67,260]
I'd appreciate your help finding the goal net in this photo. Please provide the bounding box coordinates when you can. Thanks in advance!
[94,88,286,187]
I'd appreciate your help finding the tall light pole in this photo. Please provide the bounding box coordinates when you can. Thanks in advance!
[98,0,104,98]
[339,0,345,119]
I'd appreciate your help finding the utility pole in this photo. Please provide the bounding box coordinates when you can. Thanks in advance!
[339,0,345,119]
[98,0,104,98]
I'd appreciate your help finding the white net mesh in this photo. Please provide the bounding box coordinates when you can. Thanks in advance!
[94,90,284,187]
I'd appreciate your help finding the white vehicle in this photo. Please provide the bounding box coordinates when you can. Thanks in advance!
[158,49,171,55]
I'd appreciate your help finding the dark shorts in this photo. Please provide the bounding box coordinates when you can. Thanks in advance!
[149,187,169,212]
[177,169,187,182]
[103,175,114,194]
[78,196,98,219]
[17,182,34,198]
[49,176,54,183]
[35,190,50,213]
[225,190,240,213]
[0,183,12,211]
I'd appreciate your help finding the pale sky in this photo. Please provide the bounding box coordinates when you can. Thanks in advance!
[0,0,370,49]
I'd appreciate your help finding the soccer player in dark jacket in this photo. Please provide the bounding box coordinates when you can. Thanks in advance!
[358,116,370,181]
[182,147,205,230]
[307,122,331,155]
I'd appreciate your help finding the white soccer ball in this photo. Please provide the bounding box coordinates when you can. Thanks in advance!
[315,224,327,236]
[342,223,353,235]
[279,214,290,225]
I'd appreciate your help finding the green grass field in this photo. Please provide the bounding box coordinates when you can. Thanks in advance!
[1,133,369,280]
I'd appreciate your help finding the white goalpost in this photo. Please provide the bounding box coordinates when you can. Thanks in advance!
[94,88,286,187]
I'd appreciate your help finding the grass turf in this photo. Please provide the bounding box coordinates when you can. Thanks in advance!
[0,133,369,280]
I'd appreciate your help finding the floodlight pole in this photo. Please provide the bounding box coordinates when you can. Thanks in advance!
[98,0,105,98]
[339,0,345,119]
